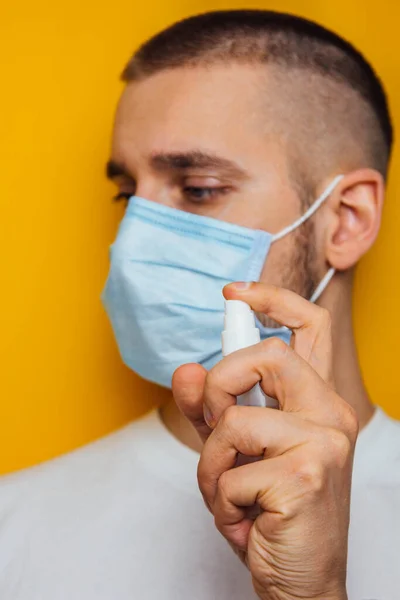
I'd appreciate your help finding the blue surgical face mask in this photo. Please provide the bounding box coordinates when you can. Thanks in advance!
[102,175,343,388]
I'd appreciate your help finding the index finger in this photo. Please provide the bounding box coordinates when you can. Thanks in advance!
[203,337,340,430]
[224,282,333,384]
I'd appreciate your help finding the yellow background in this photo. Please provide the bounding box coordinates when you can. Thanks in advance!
[1,0,399,475]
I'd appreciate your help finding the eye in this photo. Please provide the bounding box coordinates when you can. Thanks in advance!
[183,186,228,203]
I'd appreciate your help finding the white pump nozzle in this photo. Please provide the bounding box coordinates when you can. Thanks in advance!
[222,300,260,357]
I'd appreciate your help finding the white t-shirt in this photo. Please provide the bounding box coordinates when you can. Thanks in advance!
[0,407,399,600]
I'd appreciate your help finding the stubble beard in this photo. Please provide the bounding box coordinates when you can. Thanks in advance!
[256,218,319,329]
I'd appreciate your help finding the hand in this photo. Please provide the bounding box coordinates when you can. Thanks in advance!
[173,283,358,600]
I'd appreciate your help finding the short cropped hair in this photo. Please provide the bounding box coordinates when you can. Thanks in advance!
[121,10,393,189]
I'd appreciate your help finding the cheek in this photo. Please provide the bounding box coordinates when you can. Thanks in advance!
[258,233,316,302]
[214,195,273,228]
[259,236,295,287]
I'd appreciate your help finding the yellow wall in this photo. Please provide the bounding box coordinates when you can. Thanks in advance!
[1,0,399,475]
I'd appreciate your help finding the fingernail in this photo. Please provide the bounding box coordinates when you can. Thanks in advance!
[203,405,214,428]
[231,281,252,290]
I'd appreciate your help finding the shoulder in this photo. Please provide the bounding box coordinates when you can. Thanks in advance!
[353,407,400,487]
[0,410,158,509]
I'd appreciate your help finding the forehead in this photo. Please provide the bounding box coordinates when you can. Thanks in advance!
[112,65,279,156]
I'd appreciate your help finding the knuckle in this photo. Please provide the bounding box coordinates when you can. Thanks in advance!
[329,395,359,442]
[294,457,325,493]
[219,404,241,431]
[205,365,223,392]
[261,336,288,358]
[341,404,359,441]
[325,428,353,469]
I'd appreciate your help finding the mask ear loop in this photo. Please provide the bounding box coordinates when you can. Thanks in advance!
[271,175,344,243]
[308,267,336,303]
[270,174,344,304]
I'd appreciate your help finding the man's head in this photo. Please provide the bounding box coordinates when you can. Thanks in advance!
[107,10,392,304]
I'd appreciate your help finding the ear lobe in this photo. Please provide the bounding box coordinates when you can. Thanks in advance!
[325,169,384,271]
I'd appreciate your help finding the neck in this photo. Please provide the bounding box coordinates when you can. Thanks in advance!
[324,271,375,429]
[160,274,375,453]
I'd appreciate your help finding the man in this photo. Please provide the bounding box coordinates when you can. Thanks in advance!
[0,9,399,600]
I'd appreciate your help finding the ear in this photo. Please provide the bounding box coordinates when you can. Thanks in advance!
[324,169,385,271]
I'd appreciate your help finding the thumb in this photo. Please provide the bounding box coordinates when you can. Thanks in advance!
[172,363,210,444]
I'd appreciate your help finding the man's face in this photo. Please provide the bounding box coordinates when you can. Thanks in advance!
[109,64,321,298]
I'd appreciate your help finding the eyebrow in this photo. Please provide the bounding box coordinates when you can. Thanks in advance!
[106,151,249,181]
[150,151,248,178]
[106,160,130,179]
